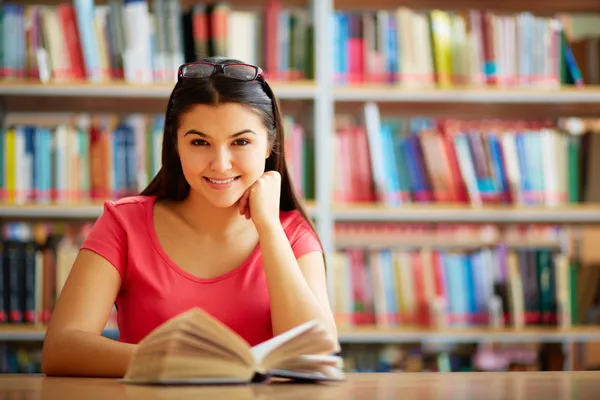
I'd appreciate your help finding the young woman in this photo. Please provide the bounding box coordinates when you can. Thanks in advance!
[41,57,339,377]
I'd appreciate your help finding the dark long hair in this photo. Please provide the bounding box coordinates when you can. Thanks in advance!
[141,57,321,251]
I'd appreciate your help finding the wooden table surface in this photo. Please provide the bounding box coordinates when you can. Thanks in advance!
[1,372,599,399]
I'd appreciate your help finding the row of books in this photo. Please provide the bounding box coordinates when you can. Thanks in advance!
[0,112,311,204]
[328,236,593,328]
[0,341,547,374]
[335,222,564,247]
[0,222,82,325]
[0,343,41,373]
[342,342,542,372]
[6,1,599,89]
[332,9,593,88]
[334,104,596,206]
[0,0,313,83]
[0,221,119,328]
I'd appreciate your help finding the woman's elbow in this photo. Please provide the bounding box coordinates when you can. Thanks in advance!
[41,333,67,376]
[41,348,62,376]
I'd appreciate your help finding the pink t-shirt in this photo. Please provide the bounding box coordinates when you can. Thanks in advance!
[80,195,322,346]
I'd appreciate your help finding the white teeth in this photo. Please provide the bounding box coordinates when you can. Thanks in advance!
[207,177,236,184]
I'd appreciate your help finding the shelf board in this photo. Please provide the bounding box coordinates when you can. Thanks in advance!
[332,204,600,224]
[334,0,600,13]
[0,200,318,220]
[0,324,596,343]
[333,85,600,103]
[335,236,562,249]
[0,203,106,219]
[8,82,600,103]
[338,325,600,343]
[0,325,119,341]
[0,80,317,100]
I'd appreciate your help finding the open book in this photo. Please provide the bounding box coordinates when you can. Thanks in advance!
[121,308,345,385]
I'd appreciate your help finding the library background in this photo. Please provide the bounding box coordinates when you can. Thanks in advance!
[1,0,600,374]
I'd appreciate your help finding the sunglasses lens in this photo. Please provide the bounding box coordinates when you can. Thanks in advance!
[223,65,258,81]
[181,63,215,78]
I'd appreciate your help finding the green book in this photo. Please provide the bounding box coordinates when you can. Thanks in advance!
[567,135,581,203]
[570,259,579,324]
[536,249,554,324]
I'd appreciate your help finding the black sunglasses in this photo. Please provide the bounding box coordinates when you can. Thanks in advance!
[165,61,275,135]
[177,62,266,82]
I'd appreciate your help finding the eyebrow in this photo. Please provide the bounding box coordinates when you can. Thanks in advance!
[184,129,257,139]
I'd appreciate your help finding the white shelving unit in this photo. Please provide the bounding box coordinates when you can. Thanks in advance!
[1,0,600,371]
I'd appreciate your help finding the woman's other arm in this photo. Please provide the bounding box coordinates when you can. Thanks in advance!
[258,224,338,346]
[242,171,338,347]
[41,249,135,377]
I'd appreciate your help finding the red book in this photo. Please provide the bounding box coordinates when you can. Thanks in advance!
[347,14,364,84]
[58,4,86,80]
[263,0,281,81]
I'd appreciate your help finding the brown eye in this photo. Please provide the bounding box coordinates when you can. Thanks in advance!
[191,139,209,146]
[233,138,250,146]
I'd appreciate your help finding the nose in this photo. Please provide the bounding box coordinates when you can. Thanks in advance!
[210,146,233,173]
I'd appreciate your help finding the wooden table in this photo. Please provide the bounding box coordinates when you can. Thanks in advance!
[1,372,599,399]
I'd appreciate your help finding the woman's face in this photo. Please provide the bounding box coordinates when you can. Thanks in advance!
[176,103,271,209]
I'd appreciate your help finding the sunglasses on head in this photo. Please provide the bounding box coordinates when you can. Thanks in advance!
[177,61,266,82]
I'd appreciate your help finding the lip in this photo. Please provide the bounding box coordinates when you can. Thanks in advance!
[204,177,239,181]
[203,176,240,191]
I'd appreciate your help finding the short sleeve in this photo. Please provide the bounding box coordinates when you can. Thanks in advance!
[80,201,128,279]
[287,212,323,259]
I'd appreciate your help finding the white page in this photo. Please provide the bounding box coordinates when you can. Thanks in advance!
[249,320,317,365]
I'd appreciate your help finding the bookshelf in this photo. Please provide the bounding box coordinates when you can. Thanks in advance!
[0,80,318,100]
[0,324,596,344]
[333,86,600,103]
[332,0,600,13]
[337,325,600,344]
[0,201,318,220]
[335,236,563,250]
[0,325,119,341]
[1,0,600,373]
[331,204,600,224]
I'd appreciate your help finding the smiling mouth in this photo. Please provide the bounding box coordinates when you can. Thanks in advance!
[204,177,240,184]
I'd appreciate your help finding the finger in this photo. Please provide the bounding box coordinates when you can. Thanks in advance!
[245,187,256,220]
[239,190,249,215]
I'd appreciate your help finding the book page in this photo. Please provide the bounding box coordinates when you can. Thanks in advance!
[249,320,318,366]
[137,308,254,368]
[274,354,344,371]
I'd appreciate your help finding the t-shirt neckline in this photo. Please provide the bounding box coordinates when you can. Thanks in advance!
[145,195,261,284]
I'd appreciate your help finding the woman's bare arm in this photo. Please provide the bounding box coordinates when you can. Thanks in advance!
[257,222,338,348]
[41,249,136,377]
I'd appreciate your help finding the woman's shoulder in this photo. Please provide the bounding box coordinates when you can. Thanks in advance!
[279,208,322,255]
[279,208,305,226]
[104,195,156,212]
[279,208,315,237]
[100,195,156,225]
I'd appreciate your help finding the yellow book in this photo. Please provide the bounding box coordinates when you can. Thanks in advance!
[507,251,525,328]
[429,10,453,87]
[5,128,15,203]
[392,251,405,322]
